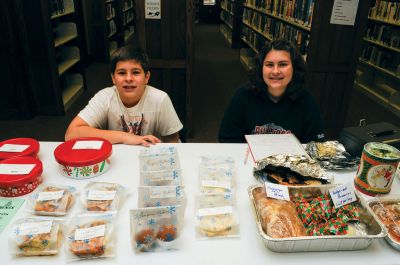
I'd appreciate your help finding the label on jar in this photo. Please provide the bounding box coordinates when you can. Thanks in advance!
[19,221,53,235]
[0,144,30,152]
[87,190,116,200]
[37,190,64,201]
[74,224,105,240]
[0,164,36,175]
[72,141,103,150]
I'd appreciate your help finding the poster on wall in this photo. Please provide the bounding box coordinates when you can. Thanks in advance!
[145,0,161,19]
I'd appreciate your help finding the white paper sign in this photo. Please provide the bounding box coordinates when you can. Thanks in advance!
[329,183,357,208]
[18,221,53,235]
[72,140,103,150]
[0,164,36,175]
[87,190,116,200]
[0,144,30,152]
[145,0,161,19]
[197,206,233,217]
[37,190,64,201]
[330,0,359,26]
[265,183,290,201]
[74,224,105,240]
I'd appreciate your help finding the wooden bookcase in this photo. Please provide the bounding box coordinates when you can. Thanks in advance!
[21,0,86,115]
[133,0,194,137]
[354,1,400,118]
[120,0,136,45]
[237,0,371,138]
[220,0,244,48]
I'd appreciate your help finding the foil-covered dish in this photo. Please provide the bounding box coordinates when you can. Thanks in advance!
[366,196,400,251]
[306,141,359,170]
[254,154,332,186]
[248,184,386,252]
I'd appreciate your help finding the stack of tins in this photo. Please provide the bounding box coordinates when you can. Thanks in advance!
[0,138,42,197]
[54,137,112,179]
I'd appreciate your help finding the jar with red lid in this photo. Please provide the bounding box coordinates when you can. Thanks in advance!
[0,138,40,160]
[0,156,43,197]
[54,137,112,179]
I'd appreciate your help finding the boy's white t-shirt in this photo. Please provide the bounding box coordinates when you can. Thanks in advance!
[78,85,183,138]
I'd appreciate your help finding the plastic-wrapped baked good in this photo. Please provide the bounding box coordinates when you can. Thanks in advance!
[138,186,186,209]
[9,218,62,256]
[139,146,180,172]
[82,182,125,212]
[28,184,75,216]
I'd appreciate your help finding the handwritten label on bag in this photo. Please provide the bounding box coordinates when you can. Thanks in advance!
[74,224,105,240]
[0,144,30,152]
[150,186,177,199]
[201,180,231,190]
[329,183,357,208]
[19,221,53,235]
[0,164,36,175]
[265,183,290,201]
[72,141,103,150]
[37,190,64,201]
[87,190,116,200]
[197,206,233,217]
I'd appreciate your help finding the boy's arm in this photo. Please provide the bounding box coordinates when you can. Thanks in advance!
[65,116,161,146]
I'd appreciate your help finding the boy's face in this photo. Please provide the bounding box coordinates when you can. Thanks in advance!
[111,60,150,107]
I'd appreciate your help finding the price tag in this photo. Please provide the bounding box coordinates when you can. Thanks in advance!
[87,190,116,200]
[0,164,36,175]
[74,224,105,240]
[197,206,233,217]
[72,141,103,150]
[37,190,64,201]
[0,144,30,152]
[18,221,53,235]
[265,183,290,201]
[329,183,357,208]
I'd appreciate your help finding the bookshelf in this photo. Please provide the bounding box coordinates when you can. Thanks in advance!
[121,0,135,45]
[21,0,86,115]
[236,0,371,138]
[220,0,244,48]
[354,0,400,117]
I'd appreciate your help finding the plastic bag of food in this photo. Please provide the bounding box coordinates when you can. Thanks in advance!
[198,166,235,194]
[140,169,183,186]
[26,184,76,216]
[130,205,184,252]
[138,186,186,208]
[65,212,116,261]
[9,217,63,256]
[81,182,126,212]
[139,146,180,172]
[199,155,235,170]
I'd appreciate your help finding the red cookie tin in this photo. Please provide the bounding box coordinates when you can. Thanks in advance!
[0,156,43,197]
[54,137,112,179]
[0,138,40,160]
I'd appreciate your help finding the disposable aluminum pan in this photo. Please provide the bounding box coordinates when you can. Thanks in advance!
[365,196,400,251]
[248,184,386,252]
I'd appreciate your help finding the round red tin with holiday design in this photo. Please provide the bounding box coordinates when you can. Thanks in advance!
[54,137,112,179]
[0,156,43,197]
[0,138,40,160]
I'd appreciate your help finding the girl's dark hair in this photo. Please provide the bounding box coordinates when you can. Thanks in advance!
[247,38,306,95]
[110,46,150,74]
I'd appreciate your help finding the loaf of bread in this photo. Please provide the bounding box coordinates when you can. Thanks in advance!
[253,188,306,238]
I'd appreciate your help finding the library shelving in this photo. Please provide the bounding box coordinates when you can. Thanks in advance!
[354,0,400,117]
[121,0,135,45]
[237,0,371,138]
[21,0,86,115]
[220,0,244,48]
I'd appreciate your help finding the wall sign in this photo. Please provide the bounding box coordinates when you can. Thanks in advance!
[145,0,161,19]
[330,0,359,26]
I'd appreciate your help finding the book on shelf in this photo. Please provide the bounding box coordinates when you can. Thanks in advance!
[50,0,66,16]
[370,1,400,23]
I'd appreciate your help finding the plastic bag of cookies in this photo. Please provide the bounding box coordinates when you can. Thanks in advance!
[198,166,235,194]
[9,217,63,256]
[196,193,239,239]
[199,155,235,171]
[130,205,184,252]
[139,146,180,172]
[140,169,183,186]
[138,186,186,209]
[27,184,76,216]
[81,181,126,212]
[65,212,116,261]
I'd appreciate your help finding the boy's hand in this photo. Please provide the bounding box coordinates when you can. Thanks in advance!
[124,134,161,146]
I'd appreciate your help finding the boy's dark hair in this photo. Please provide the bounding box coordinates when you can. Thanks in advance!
[247,38,306,95]
[110,46,150,74]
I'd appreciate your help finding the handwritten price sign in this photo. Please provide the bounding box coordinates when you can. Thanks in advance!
[265,183,290,201]
[329,183,357,208]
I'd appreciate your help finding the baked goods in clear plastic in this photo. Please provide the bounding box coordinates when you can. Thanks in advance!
[198,166,235,194]
[27,184,76,216]
[139,146,180,172]
[9,217,62,256]
[81,181,125,212]
[196,193,239,239]
[130,205,184,252]
[140,169,183,186]
[138,186,186,208]
[65,212,115,260]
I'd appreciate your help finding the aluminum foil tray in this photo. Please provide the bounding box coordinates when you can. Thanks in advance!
[248,184,386,252]
[366,196,400,251]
